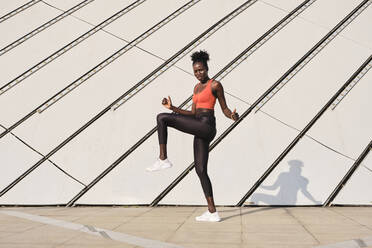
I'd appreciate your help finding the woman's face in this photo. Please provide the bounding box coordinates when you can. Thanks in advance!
[193,62,208,82]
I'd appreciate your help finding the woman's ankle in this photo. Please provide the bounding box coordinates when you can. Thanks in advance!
[208,207,216,213]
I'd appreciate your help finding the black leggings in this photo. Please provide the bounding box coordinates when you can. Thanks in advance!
[157,112,217,197]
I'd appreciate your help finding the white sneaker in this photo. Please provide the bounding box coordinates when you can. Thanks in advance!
[195,210,221,222]
[146,158,173,172]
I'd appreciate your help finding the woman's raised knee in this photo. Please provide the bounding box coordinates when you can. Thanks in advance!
[157,113,169,124]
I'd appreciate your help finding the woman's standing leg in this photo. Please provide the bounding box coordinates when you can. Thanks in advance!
[194,135,221,222]
[194,136,216,213]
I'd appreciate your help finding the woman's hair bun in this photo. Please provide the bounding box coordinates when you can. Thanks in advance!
[191,50,210,63]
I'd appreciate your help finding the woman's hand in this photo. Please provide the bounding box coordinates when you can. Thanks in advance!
[162,96,172,109]
[231,108,239,121]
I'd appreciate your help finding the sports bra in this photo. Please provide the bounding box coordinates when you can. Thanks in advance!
[192,79,216,110]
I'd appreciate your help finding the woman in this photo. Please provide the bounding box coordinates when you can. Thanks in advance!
[147,50,239,222]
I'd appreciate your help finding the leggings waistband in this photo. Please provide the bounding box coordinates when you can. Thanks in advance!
[195,111,215,118]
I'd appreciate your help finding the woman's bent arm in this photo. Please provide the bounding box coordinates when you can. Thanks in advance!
[162,96,196,116]
[170,105,195,116]
[212,81,239,120]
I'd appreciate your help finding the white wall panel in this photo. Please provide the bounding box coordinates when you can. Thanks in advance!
[1,0,370,206]
[159,2,372,205]
[160,110,299,205]
[333,152,372,205]
[0,134,42,191]
[174,1,289,75]
[0,0,31,17]
[261,0,303,12]
[76,94,247,204]
[43,0,90,11]
[0,3,60,47]
[68,0,364,205]
[248,137,352,205]
[219,19,324,104]
[300,0,361,30]
[8,0,263,156]
[261,37,369,131]
[71,0,136,25]
[339,3,372,51]
[50,67,193,185]
[0,161,84,205]
[48,3,288,188]
[12,48,161,153]
[0,17,93,86]
[136,0,247,59]
[0,31,124,127]
[105,0,189,41]
[307,70,372,159]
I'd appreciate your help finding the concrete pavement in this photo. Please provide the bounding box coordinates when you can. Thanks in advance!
[0,206,371,248]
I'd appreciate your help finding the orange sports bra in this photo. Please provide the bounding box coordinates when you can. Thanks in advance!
[192,79,216,110]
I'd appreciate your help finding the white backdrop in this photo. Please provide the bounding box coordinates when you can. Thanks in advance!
[0,0,371,205]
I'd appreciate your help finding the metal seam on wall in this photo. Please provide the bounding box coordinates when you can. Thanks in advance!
[0,0,146,96]
[0,0,95,56]
[150,0,317,207]
[0,123,86,187]
[331,61,372,110]
[225,91,358,162]
[182,0,317,110]
[0,0,202,143]
[236,52,372,207]
[0,0,249,138]
[324,140,372,206]
[36,0,202,113]
[253,0,372,113]
[0,0,205,198]
[63,0,263,206]
[0,0,41,23]
[150,0,371,207]
[111,0,258,111]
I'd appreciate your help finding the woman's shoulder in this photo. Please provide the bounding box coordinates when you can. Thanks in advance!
[211,80,222,90]
[193,83,201,93]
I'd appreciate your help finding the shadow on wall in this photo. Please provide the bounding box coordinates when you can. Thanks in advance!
[251,159,321,205]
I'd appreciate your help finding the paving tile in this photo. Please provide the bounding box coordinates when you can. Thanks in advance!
[306,224,372,233]
[0,224,80,245]
[180,222,242,233]
[181,243,243,248]
[0,231,17,239]
[129,215,188,224]
[57,232,136,248]
[0,244,53,248]
[0,216,44,232]
[241,244,314,248]
[169,230,241,244]
[329,207,372,228]
[98,207,152,217]
[147,206,196,215]
[242,223,304,233]
[114,223,181,242]
[315,233,372,244]
[37,207,106,219]
[121,230,174,242]
[242,215,298,225]
[242,232,318,246]
[73,216,132,229]
[1,207,372,248]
